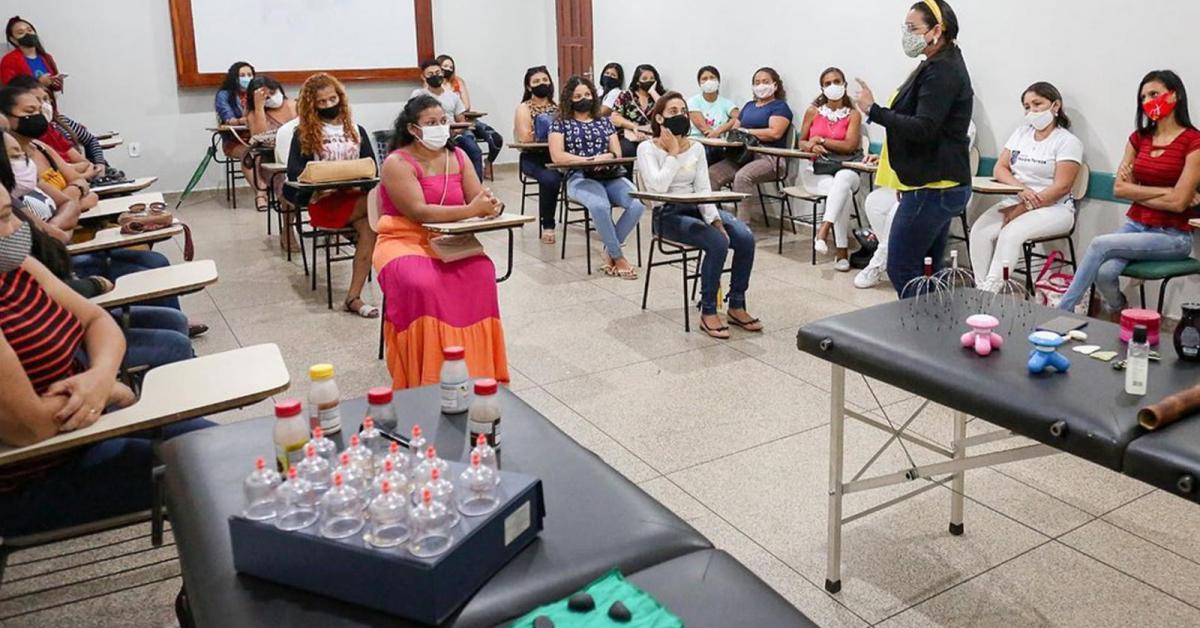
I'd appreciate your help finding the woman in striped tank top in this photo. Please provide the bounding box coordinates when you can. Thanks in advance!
[0,184,209,537]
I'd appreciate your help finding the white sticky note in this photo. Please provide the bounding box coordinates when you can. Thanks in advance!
[1072,345,1101,355]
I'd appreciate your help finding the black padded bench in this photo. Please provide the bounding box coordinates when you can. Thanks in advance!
[162,387,814,627]
[795,290,1200,593]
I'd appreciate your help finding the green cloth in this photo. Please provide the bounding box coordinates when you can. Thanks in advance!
[1121,258,1200,280]
[509,570,683,628]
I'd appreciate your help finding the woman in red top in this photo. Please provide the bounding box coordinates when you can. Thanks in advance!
[1058,70,1200,315]
[1,17,62,96]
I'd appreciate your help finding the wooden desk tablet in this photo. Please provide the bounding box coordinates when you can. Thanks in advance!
[94,130,120,140]
[747,145,818,160]
[67,222,183,255]
[972,176,1024,195]
[99,136,123,150]
[0,344,290,467]
[843,161,879,174]
[284,177,380,193]
[423,213,534,234]
[81,192,166,223]
[509,141,549,151]
[695,137,744,149]
[93,176,158,198]
[629,190,750,205]
[463,111,487,120]
[547,157,637,171]
[91,260,218,309]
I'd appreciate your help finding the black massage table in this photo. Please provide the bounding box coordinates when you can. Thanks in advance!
[796,289,1200,594]
[163,387,815,627]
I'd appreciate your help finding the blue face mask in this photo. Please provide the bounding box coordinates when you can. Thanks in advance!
[238,76,252,90]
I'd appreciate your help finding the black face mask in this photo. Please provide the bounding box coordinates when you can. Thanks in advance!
[316,104,341,120]
[15,33,38,48]
[442,67,455,78]
[426,75,444,88]
[600,76,619,91]
[14,113,48,138]
[571,98,594,113]
[530,83,553,99]
[638,80,656,92]
[662,114,690,137]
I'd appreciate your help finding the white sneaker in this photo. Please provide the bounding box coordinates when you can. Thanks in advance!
[833,258,851,272]
[813,239,829,255]
[854,265,883,288]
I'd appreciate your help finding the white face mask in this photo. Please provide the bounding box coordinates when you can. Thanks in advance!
[417,123,451,150]
[822,83,846,102]
[752,82,776,100]
[701,79,720,94]
[265,92,284,109]
[40,101,53,122]
[11,155,38,198]
[1025,109,1056,131]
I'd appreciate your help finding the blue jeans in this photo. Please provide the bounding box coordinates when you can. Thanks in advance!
[655,205,755,315]
[122,306,195,369]
[566,173,645,260]
[1058,219,1195,312]
[0,418,214,537]
[520,152,562,229]
[455,133,485,181]
[73,250,181,310]
[887,186,972,297]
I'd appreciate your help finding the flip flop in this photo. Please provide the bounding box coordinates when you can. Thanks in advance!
[699,318,731,339]
[345,298,380,319]
[727,313,764,332]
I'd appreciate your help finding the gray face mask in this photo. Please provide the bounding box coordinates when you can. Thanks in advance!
[902,26,931,58]
[0,221,32,273]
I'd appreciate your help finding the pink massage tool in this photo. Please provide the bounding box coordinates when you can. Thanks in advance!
[961,314,1003,356]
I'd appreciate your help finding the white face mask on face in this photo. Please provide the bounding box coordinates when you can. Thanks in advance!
[265,92,284,109]
[752,83,776,100]
[701,79,720,94]
[417,123,451,150]
[822,83,846,101]
[1025,109,1056,131]
[11,155,38,198]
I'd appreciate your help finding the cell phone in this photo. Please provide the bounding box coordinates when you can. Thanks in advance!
[1036,316,1088,335]
[55,73,68,79]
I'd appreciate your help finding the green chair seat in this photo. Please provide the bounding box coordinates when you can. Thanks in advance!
[1121,258,1200,280]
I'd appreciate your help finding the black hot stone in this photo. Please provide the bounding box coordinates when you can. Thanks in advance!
[608,600,632,622]
[567,592,595,612]
[533,616,555,628]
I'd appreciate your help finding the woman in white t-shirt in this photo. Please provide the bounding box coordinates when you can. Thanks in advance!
[636,92,760,339]
[687,65,740,164]
[969,82,1082,290]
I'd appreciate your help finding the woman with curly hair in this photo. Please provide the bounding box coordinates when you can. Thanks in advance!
[283,73,379,318]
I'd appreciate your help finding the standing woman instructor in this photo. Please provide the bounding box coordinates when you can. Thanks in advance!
[855,0,973,296]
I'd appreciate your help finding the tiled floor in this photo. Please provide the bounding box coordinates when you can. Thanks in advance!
[4,166,1200,627]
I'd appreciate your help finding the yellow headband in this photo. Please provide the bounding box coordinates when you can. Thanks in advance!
[923,0,944,27]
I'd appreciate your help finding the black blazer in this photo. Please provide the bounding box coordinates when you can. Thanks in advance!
[869,46,973,187]
[284,123,377,206]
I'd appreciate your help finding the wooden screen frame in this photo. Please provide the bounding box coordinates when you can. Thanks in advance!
[168,0,434,87]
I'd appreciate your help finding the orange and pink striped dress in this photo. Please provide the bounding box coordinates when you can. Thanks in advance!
[372,147,509,389]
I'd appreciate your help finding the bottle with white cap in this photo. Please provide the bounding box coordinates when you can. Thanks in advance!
[439,347,471,414]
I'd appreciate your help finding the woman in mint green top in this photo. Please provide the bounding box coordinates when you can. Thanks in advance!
[687,66,740,164]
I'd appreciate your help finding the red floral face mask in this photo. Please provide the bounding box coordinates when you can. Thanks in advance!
[1142,91,1177,122]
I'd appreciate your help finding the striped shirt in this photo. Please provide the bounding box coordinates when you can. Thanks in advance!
[54,114,107,166]
[1127,128,1200,231]
[0,266,84,394]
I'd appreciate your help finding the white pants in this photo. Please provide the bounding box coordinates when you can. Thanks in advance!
[968,197,1075,289]
[862,188,898,271]
[799,165,861,248]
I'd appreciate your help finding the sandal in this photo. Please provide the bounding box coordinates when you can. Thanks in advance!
[699,318,731,339]
[344,297,380,319]
[188,323,210,338]
[541,229,556,244]
[727,311,764,332]
[255,193,269,211]
[599,253,617,276]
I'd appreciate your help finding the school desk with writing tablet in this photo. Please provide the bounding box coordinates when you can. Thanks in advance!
[82,192,165,223]
[91,260,218,309]
[67,222,183,255]
[93,176,158,198]
[423,213,534,283]
[99,136,123,150]
[695,137,745,149]
[509,141,549,151]
[628,190,750,205]
[0,344,290,467]
[972,176,1025,195]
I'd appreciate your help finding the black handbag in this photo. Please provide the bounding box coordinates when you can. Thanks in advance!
[725,129,760,167]
[812,150,864,176]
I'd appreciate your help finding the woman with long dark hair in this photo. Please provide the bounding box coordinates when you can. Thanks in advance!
[610,63,666,162]
[599,62,625,116]
[855,0,973,296]
[1,17,63,98]
[513,66,561,242]
[970,82,1082,290]
[374,95,508,389]
[1057,70,1200,316]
